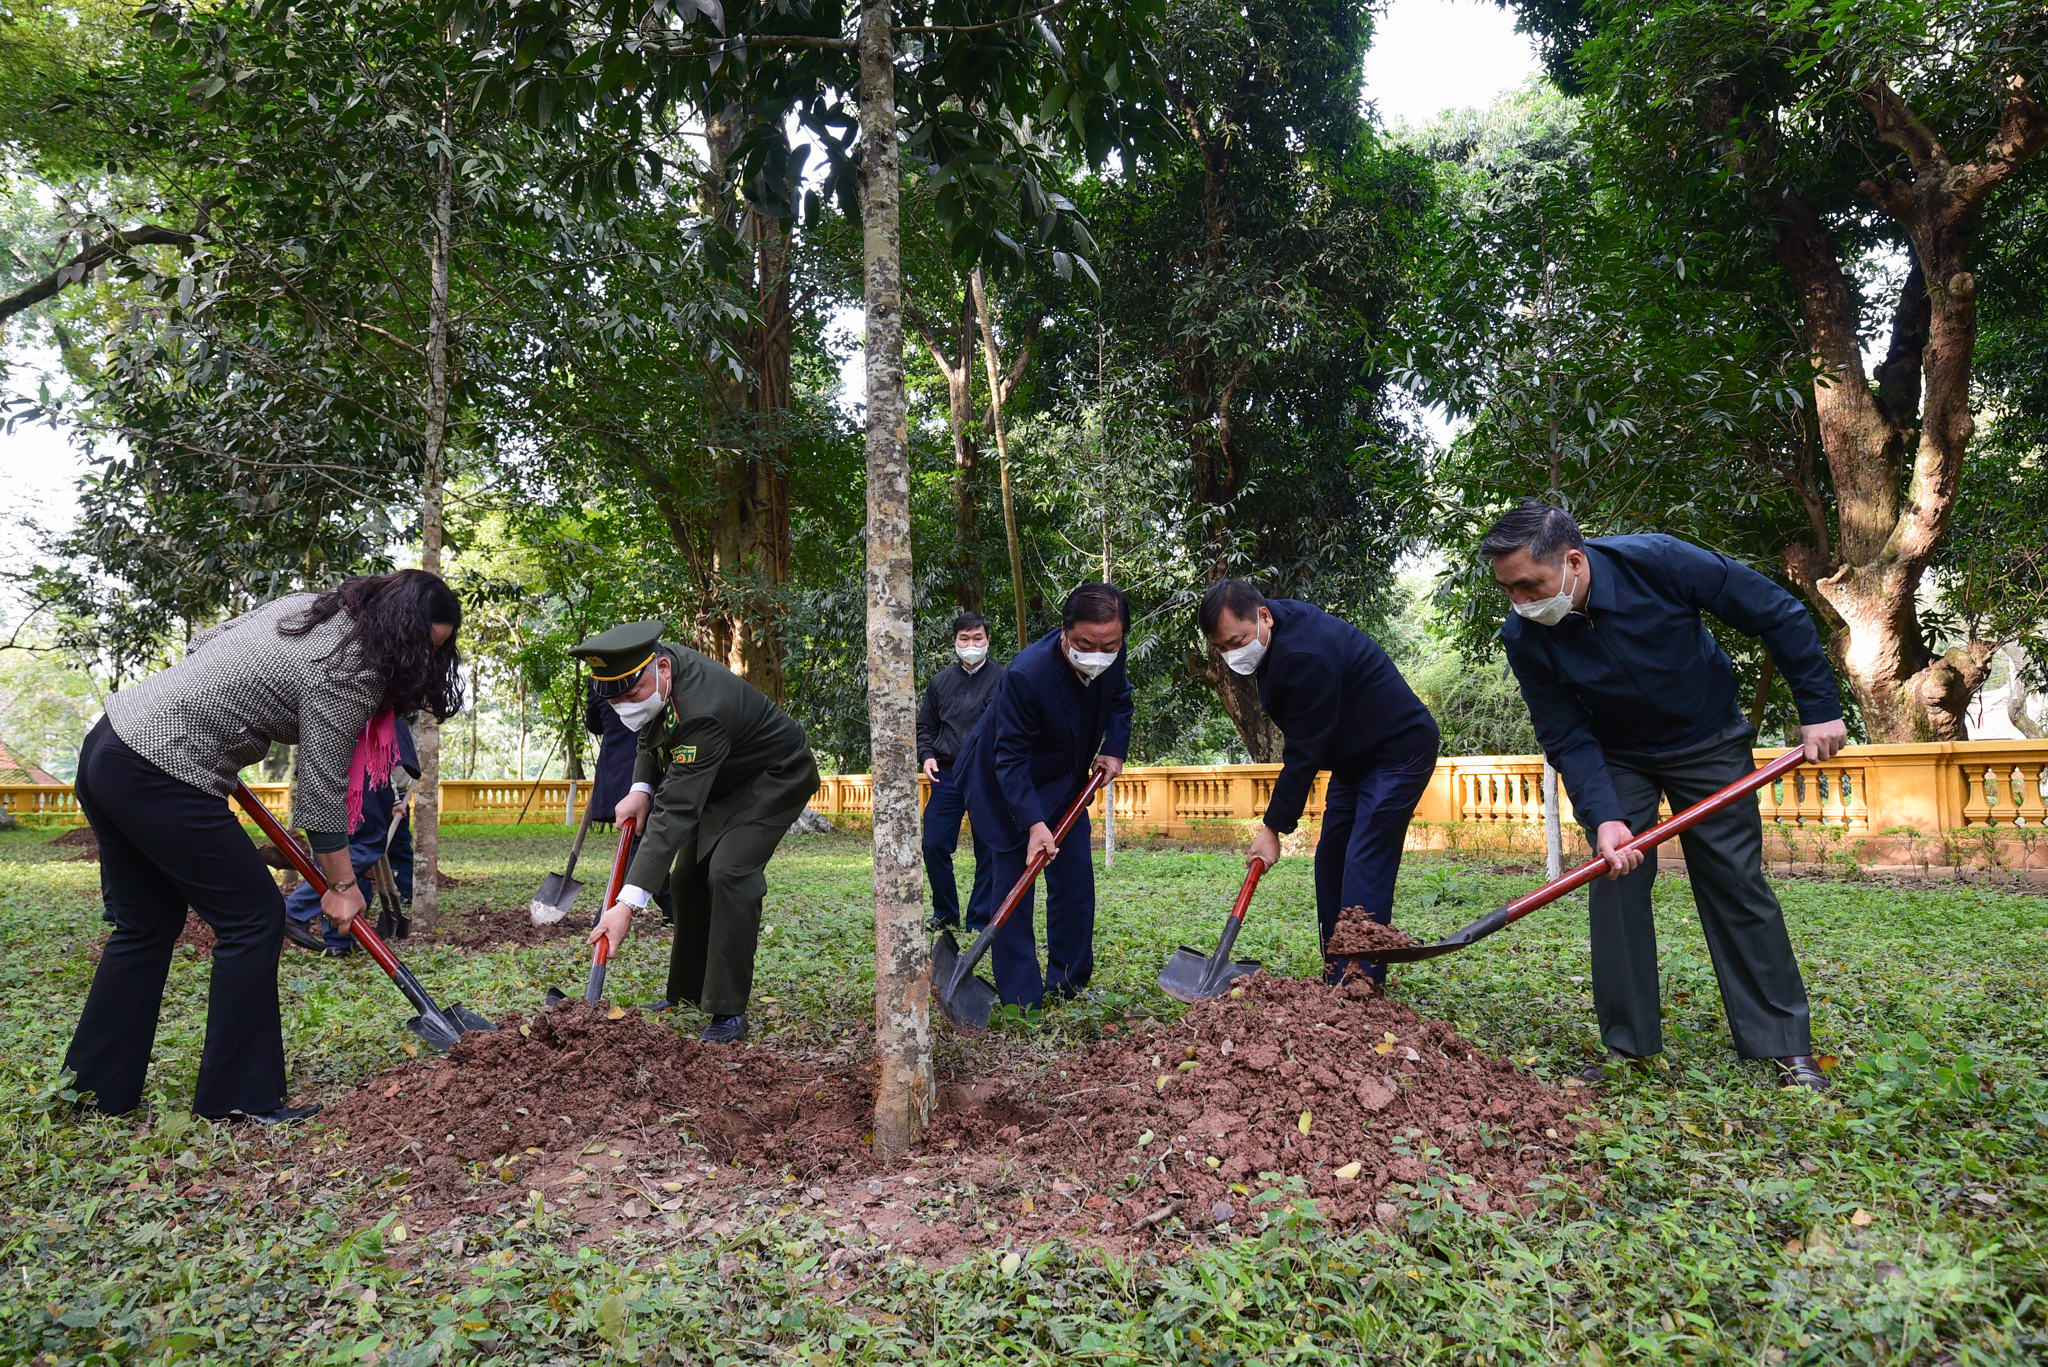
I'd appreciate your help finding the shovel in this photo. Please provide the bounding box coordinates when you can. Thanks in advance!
[933,770,1109,1033]
[1158,856,1268,1003]
[530,797,596,925]
[232,782,494,1052]
[545,814,639,1010]
[1371,747,1812,965]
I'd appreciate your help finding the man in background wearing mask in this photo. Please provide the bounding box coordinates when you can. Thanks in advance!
[917,610,1006,934]
[1482,501,1845,1090]
[954,583,1133,1010]
[1199,580,1440,983]
[573,621,820,1043]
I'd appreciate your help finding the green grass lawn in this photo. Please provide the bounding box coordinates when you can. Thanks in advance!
[2,822,2043,1364]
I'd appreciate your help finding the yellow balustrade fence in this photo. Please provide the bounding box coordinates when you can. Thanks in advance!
[5,741,2045,860]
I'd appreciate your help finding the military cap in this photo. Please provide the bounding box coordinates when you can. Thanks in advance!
[571,620,666,699]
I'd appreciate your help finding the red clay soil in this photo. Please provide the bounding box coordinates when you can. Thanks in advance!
[1323,906,1421,955]
[418,905,671,950]
[88,915,219,963]
[319,974,1590,1258]
[52,826,99,861]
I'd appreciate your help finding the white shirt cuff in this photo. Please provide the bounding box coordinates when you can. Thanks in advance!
[618,884,651,909]
[630,781,654,796]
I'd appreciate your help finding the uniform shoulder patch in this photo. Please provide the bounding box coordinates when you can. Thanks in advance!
[676,745,698,764]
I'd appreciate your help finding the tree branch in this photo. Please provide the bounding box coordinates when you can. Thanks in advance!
[0,225,194,324]
[894,0,1070,37]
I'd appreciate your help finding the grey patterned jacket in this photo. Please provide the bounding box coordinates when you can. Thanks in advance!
[104,595,384,834]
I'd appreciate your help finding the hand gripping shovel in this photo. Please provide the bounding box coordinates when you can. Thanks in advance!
[530,797,596,925]
[933,770,1108,1033]
[1370,748,1811,965]
[545,814,638,1010]
[232,782,494,1051]
[1158,856,1268,1003]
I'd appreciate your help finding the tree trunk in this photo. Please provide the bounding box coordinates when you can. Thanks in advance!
[1773,82,2046,740]
[861,0,934,1164]
[971,269,1029,651]
[413,99,456,933]
[1192,648,1283,761]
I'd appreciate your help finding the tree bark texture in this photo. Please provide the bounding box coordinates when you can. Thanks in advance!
[1770,78,2046,740]
[971,269,1030,651]
[413,103,456,932]
[860,0,934,1163]
[910,289,984,610]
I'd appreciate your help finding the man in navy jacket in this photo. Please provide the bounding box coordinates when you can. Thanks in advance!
[1483,501,1845,1090]
[1200,582,1440,980]
[955,583,1134,1010]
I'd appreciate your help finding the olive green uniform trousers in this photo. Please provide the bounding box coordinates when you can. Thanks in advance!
[661,808,803,1016]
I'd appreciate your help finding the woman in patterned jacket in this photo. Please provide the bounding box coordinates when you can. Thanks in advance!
[66,570,463,1123]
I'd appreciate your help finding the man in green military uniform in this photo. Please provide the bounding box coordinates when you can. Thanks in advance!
[574,621,820,1042]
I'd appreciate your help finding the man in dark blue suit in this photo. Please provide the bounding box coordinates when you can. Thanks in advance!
[1200,580,1441,982]
[955,583,1134,1010]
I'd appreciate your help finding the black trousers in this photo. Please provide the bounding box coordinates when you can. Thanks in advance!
[1584,731,1812,1060]
[65,718,289,1116]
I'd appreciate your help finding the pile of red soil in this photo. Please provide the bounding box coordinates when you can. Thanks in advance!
[53,826,99,861]
[88,915,219,963]
[321,974,1589,1253]
[417,905,668,951]
[1323,906,1421,955]
[325,1001,863,1177]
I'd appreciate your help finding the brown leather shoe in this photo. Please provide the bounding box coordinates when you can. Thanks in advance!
[1773,1056,1831,1091]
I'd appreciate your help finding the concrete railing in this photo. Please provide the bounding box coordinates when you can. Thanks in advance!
[7,742,2045,844]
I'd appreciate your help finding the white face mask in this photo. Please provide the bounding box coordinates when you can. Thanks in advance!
[1220,619,1268,675]
[1511,561,1579,626]
[956,643,988,668]
[1066,645,1118,682]
[609,663,668,729]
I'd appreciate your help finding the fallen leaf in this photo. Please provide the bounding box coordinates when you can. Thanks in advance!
[1021,1195,1034,1215]
[1545,1128,1559,1139]
[1335,1162,1362,1181]
[606,1005,626,1021]
[1155,1075,1169,1092]
[1137,1130,1155,1147]
[999,1252,1021,1275]
[1969,1191,1999,1207]
[1784,1238,1804,1254]
[498,1167,516,1183]
[1402,1047,1420,1062]
[661,1181,683,1192]
[390,1222,407,1242]
[1205,1156,1221,1169]
[1815,1054,1839,1072]
[582,1141,607,1155]
[1849,1208,1872,1226]
[1384,1032,1398,1044]
[401,1041,419,1058]
[519,1024,532,1037]
[1297,1110,1313,1135]
[620,1198,649,1219]
[1228,986,1244,998]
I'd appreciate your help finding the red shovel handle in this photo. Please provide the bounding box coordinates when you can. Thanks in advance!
[589,814,640,970]
[1229,857,1268,924]
[232,781,403,978]
[984,769,1110,936]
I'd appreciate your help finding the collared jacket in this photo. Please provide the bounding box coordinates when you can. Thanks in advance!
[956,628,1134,853]
[625,643,820,890]
[103,594,382,835]
[584,682,639,823]
[916,658,1006,767]
[1497,534,1843,829]
[1254,598,1440,835]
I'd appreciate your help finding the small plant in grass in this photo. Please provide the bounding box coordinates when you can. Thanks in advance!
[2012,822,2045,882]
[1937,827,1973,881]
[1829,836,1869,882]
[1884,824,1930,876]
[1975,824,2007,882]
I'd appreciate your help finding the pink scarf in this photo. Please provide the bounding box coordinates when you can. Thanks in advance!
[345,710,401,831]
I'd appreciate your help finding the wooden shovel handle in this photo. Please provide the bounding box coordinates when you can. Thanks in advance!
[985,769,1110,935]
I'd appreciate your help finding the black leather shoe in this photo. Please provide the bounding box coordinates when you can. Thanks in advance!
[284,918,328,953]
[1579,1048,1653,1084]
[927,911,960,934]
[1773,1056,1831,1092]
[700,1013,748,1044]
[636,997,677,1014]
[220,1103,323,1126]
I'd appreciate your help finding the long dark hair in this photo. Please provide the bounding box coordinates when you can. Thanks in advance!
[282,569,465,720]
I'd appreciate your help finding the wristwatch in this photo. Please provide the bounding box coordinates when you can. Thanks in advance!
[329,877,358,893]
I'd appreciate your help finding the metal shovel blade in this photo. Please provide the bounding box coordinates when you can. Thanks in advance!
[529,871,583,926]
[542,986,571,1010]
[406,1002,494,1052]
[1158,945,1261,1004]
[931,929,1001,1033]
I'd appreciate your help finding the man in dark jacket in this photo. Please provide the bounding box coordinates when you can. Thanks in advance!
[918,609,1006,933]
[1200,581,1440,981]
[1482,501,1845,1090]
[955,583,1134,1010]
[577,621,821,1043]
[283,716,418,956]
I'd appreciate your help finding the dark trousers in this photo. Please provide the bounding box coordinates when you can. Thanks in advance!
[1315,751,1439,979]
[66,718,288,1117]
[664,812,799,1016]
[922,765,995,930]
[1585,732,1812,1059]
[987,810,1094,1010]
[284,799,411,952]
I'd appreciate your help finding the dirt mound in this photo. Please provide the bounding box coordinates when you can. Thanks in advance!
[933,972,1588,1228]
[1323,906,1420,955]
[89,915,218,963]
[417,904,670,951]
[53,826,99,860]
[325,1001,866,1177]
